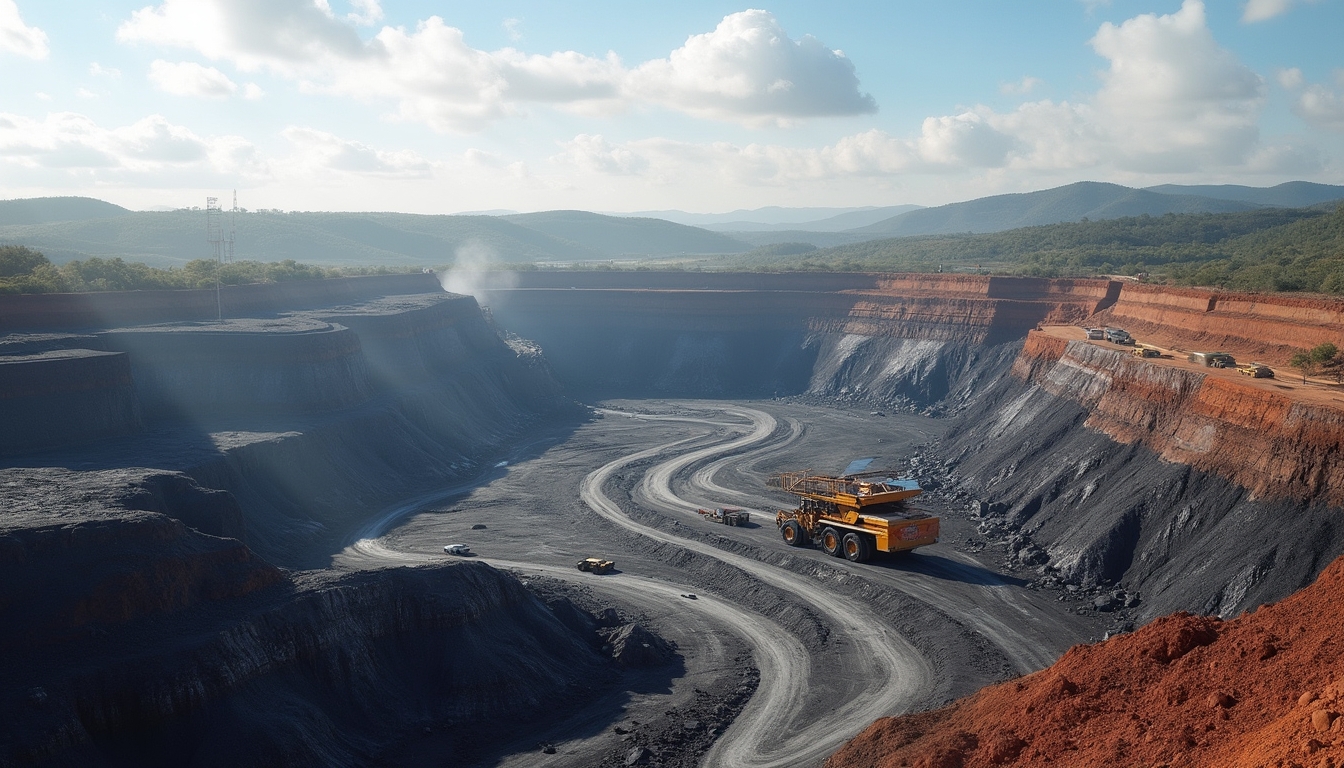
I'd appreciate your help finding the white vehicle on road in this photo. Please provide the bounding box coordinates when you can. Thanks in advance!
[442,543,470,555]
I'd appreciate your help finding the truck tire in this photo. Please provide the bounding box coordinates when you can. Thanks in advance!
[781,520,808,547]
[842,532,872,563]
[820,527,844,558]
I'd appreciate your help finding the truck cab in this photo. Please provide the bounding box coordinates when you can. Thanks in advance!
[1105,328,1133,345]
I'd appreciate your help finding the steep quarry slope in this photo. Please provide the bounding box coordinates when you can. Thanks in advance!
[485,271,1116,403]
[937,331,1344,620]
[0,280,619,766]
[826,554,1344,768]
[0,468,614,767]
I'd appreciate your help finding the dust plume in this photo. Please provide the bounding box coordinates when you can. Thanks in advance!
[437,240,518,300]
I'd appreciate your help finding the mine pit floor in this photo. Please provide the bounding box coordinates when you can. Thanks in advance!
[336,399,1108,768]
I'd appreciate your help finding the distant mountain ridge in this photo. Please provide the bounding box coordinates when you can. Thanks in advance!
[623,205,922,227]
[852,182,1266,237]
[501,210,749,256]
[0,200,752,266]
[1142,181,1344,208]
[0,197,130,226]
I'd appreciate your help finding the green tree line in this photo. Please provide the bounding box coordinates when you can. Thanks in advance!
[0,245,416,294]
[743,204,1344,294]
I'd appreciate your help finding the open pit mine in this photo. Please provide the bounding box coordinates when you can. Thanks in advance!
[3,270,1343,767]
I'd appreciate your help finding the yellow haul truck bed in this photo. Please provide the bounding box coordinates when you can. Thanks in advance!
[771,471,940,562]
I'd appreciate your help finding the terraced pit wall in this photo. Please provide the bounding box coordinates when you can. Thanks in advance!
[939,329,1344,621]
[483,271,1117,401]
[1093,283,1344,364]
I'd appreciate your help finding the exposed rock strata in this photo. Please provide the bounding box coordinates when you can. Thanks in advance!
[938,333,1344,619]
[484,272,1115,400]
[1095,283,1344,364]
[1016,331,1344,505]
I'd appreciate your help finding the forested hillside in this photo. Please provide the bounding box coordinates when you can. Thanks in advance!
[747,204,1344,294]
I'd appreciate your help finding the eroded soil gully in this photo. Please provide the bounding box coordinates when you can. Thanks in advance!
[340,402,1087,767]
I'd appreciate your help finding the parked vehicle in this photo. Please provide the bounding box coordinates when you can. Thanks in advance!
[1188,351,1237,368]
[443,544,470,555]
[1105,328,1133,345]
[1238,364,1274,378]
[1086,328,1106,340]
[698,507,750,526]
[1131,347,1160,358]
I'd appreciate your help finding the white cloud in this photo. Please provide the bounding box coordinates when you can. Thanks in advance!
[1241,0,1322,22]
[89,62,122,79]
[148,60,238,97]
[1295,75,1344,131]
[116,2,872,131]
[1277,67,1304,89]
[0,112,263,180]
[503,17,522,42]
[1000,76,1041,95]
[626,10,875,126]
[243,82,264,99]
[345,0,381,26]
[550,2,1309,186]
[0,0,47,59]
[280,126,434,177]
[1088,0,1264,171]
[76,87,98,99]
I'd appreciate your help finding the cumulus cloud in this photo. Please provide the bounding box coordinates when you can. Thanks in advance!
[1294,73,1344,131]
[552,2,1310,185]
[117,2,871,130]
[280,126,434,177]
[1241,0,1322,22]
[627,10,875,125]
[148,60,238,97]
[1277,67,1304,89]
[1089,0,1264,171]
[89,62,122,79]
[0,112,264,180]
[0,0,46,59]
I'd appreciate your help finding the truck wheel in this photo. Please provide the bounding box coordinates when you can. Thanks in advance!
[820,527,843,558]
[781,520,808,547]
[842,532,872,563]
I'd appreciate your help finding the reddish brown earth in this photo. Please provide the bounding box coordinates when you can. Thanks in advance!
[1014,330,1344,506]
[827,555,1344,768]
[1094,284,1344,365]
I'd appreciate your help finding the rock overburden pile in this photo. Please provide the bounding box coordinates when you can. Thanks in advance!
[826,554,1344,768]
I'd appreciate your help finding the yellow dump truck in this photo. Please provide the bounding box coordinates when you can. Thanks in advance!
[771,471,939,562]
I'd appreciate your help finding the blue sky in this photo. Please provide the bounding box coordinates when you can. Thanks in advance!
[1,0,1342,213]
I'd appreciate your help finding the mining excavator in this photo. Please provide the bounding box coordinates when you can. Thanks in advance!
[771,471,939,562]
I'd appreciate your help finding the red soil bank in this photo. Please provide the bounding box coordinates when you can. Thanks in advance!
[1095,284,1344,365]
[1014,332,1344,505]
[827,555,1344,768]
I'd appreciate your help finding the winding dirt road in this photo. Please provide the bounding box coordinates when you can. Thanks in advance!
[339,401,1088,767]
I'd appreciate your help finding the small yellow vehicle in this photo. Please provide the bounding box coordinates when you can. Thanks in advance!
[576,557,614,574]
[1238,364,1274,378]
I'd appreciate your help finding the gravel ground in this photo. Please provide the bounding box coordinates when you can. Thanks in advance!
[346,399,1105,767]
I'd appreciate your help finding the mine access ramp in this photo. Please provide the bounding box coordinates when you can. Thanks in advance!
[771,470,939,562]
